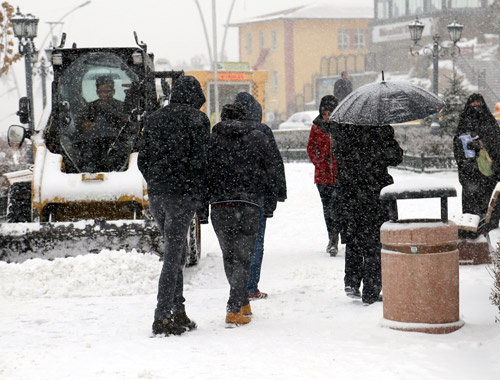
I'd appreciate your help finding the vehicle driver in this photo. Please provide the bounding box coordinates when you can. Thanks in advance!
[75,75,128,172]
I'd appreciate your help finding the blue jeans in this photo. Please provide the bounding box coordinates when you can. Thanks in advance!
[247,207,266,294]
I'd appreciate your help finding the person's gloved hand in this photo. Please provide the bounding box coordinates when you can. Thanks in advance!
[467,140,481,153]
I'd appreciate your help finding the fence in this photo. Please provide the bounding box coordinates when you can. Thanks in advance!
[279,148,456,173]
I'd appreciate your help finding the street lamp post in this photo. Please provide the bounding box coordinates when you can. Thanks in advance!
[11,7,39,131]
[408,17,463,134]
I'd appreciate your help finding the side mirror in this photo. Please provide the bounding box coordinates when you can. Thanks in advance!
[17,97,32,125]
[7,125,27,148]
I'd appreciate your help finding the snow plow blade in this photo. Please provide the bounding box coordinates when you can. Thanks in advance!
[0,219,162,263]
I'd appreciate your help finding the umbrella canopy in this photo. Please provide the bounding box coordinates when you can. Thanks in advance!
[330,80,444,126]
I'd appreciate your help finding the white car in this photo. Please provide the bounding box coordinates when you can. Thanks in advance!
[278,111,318,130]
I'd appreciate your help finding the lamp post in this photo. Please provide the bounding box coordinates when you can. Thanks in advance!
[409,17,463,134]
[11,7,39,131]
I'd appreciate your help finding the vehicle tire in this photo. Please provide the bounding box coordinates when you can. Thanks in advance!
[6,181,32,223]
[185,215,201,267]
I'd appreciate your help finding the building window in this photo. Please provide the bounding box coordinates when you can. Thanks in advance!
[246,33,252,54]
[392,0,406,17]
[272,71,278,93]
[338,29,349,50]
[449,0,481,7]
[429,0,442,11]
[271,30,277,51]
[408,0,424,15]
[354,30,365,49]
[376,0,390,19]
[259,32,265,50]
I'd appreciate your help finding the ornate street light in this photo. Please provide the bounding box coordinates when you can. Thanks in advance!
[11,7,39,131]
[409,17,463,134]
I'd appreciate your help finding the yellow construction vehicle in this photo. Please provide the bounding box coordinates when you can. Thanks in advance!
[1,33,201,264]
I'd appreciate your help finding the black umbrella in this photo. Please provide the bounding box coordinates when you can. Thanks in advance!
[330,76,444,126]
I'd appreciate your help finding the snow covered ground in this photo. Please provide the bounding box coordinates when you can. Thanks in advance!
[0,163,499,380]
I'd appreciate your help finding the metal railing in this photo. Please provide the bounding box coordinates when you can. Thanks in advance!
[279,148,457,173]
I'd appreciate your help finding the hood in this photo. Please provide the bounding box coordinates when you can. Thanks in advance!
[457,93,496,134]
[234,92,262,122]
[212,119,255,138]
[319,95,338,113]
[170,75,206,109]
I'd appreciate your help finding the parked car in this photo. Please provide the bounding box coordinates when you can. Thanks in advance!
[278,111,318,130]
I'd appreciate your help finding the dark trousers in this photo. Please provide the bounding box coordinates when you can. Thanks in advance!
[316,184,340,240]
[247,207,266,294]
[344,226,382,303]
[149,194,199,320]
[211,203,260,313]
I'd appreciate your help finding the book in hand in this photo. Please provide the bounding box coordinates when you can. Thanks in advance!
[460,134,476,158]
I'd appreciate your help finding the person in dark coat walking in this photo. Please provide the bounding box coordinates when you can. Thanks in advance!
[233,92,287,299]
[138,75,210,336]
[453,93,500,223]
[333,71,353,102]
[307,95,340,256]
[327,123,403,305]
[207,103,280,326]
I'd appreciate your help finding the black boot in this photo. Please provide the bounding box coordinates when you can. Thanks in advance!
[152,316,187,336]
[172,312,197,331]
[327,234,339,256]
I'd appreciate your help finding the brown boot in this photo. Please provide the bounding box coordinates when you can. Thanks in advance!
[225,312,251,327]
[240,303,252,316]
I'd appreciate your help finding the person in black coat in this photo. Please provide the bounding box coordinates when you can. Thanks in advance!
[234,92,287,299]
[207,103,279,326]
[453,93,500,222]
[328,123,403,305]
[138,75,210,336]
[333,71,353,102]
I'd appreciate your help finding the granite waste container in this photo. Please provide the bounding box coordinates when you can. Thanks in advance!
[379,182,465,334]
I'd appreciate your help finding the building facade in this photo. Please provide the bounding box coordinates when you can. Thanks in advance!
[232,1,373,123]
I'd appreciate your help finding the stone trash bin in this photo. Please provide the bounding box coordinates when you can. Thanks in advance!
[379,182,465,334]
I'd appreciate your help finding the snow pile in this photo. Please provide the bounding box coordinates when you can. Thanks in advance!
[0,249,161,298]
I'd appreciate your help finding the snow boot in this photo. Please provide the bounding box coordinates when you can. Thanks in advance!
[152,317,187,336]
[172,312,197,331]
[225,312,251,327]
[327,234,339,257]
[241,303,252,316]
[344,286,361,299]
[362,294,383,306]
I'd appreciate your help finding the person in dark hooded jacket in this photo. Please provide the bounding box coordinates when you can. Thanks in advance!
[138,75,210,336]
[233,92,287,300]
[307,95,340,256]
[453,93,500,223]
[327,122,403,305]
[207,103,279,326]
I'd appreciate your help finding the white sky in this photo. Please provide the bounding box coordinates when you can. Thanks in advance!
[11,0,320,65]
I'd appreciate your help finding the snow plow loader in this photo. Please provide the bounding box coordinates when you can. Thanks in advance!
[1,33,201,264]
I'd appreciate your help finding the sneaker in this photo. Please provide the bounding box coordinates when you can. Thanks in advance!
[240,303,252,316]
[248,290,268,299]
[152,317,186,336]
[172,312,197,331]
[345,286,361,299]
[362,294,383,306]
[225,312,251,327]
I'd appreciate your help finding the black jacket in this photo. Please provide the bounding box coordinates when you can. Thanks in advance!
[207,116,279,217]
[137,76,210,200]
[453,93,500,215]
[329,124,403,244]
[333,78,352,102]
[234,92,287,202]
